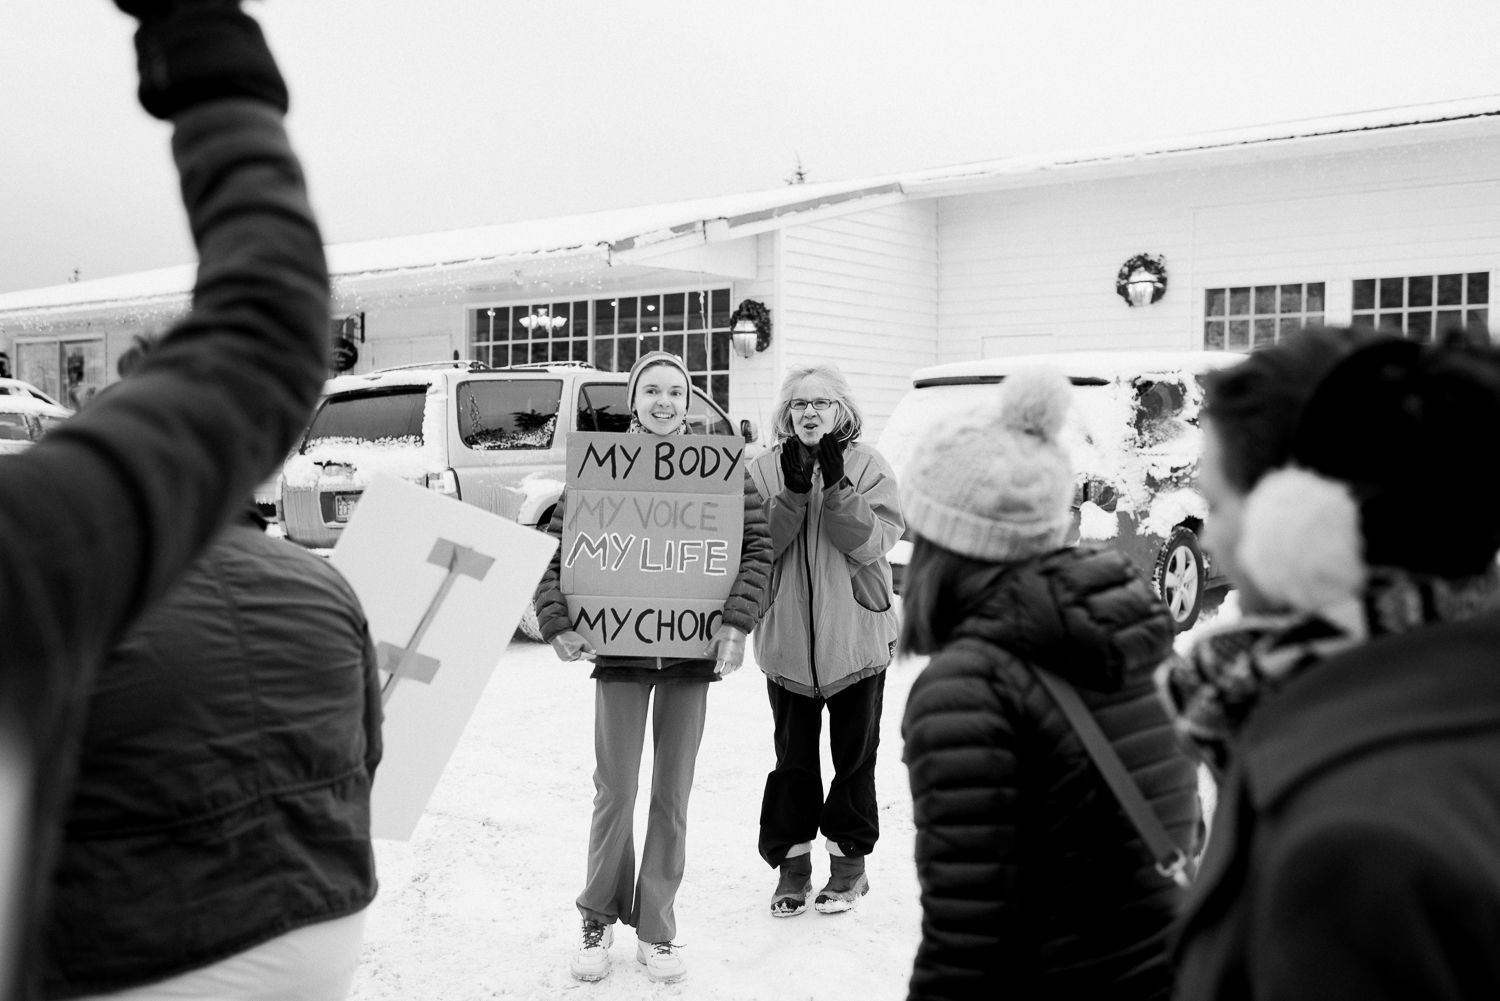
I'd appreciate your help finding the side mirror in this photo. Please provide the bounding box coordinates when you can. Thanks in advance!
[740,419,759,444]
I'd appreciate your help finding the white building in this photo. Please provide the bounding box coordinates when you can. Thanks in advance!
[2,96,1496,436]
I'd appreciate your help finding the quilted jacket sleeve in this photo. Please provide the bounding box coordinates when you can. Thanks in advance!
[720,473,771,634]
[902,639,1023,1001]
[532,491,572,643]
[821,445,904,565]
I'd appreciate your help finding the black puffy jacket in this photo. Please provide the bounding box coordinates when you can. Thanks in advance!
[902,546,1199,1001]
[41,524,381,999]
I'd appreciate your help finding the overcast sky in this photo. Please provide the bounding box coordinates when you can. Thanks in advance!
[4,0,1500,294]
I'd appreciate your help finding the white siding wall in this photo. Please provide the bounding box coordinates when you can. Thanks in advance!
[937,133,1500,362]
[777,201,939,438]
[355,305,464,374]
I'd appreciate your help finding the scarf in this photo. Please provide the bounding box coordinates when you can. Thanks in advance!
[626,416,689,435]
[1157,563,1500,776]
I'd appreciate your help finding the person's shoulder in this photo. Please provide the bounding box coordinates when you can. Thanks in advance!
[846,441,894,475]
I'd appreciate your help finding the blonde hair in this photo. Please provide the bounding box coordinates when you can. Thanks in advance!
[772,362,864,444]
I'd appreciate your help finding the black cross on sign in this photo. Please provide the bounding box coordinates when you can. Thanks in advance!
[378,538,495,706]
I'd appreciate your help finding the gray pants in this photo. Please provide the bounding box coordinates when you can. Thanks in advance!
[577,680,709,944]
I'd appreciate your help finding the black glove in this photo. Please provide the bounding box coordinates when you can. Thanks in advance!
[780,440,813,494]
[817,434,847,489]
[117,2,289,119]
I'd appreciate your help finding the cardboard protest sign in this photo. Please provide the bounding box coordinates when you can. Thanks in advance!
[561,432,745,657]
[331,474,557,841]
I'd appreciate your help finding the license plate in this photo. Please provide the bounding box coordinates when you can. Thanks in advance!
[334,494,361,522]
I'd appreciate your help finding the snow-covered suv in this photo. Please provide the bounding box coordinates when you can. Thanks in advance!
[879,350,1246,630]
[281,360,744,548]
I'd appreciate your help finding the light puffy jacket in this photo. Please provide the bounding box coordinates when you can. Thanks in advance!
[748,441,904,698]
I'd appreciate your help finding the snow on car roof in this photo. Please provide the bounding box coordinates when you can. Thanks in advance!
[910,350,1248,386]
[0,394,71,418]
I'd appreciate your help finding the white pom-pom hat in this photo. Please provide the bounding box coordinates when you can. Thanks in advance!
[1238,466,1367,624]
[902,366,1075,561]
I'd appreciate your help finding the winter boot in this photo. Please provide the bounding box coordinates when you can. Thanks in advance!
[569,919,613,982]
[814,853,870,914]
[771,852,814,918]
[636,940,687,983]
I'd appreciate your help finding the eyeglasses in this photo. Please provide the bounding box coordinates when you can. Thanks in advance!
[788,398,836,413]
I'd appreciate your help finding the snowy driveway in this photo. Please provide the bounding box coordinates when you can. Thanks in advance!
[352,638,925,1000]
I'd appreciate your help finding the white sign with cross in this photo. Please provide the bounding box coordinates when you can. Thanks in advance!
[331,474,558,841]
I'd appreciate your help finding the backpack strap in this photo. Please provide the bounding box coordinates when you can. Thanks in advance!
[1034,667,1194,887]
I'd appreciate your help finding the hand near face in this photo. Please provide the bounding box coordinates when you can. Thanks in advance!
[816,433,846,489]
[780,441,814,494]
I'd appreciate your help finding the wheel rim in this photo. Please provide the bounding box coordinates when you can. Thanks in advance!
[1163,545,1200,622]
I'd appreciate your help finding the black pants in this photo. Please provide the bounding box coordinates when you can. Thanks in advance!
[758,671,886,867]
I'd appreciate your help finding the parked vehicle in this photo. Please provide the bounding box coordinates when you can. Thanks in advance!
[0,384,72,455]
[879,351,1246,630]
[280,360,754,636]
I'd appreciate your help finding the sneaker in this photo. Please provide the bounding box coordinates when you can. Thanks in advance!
[569,919,613,982]
[636,939,687,983]
[771,853,814,918]
[814,854,870,914]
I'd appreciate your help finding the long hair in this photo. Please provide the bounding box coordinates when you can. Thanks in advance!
[771,362,864,445]
[897,535,1010,657]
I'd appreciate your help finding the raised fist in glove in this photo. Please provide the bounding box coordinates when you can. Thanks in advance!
[816,433,847,490]
[114,0,288,119]
[780,440,813,494]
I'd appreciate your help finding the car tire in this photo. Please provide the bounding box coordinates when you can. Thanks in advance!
[1153,526,1205,631]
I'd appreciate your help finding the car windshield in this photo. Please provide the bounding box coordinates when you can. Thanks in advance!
[33,415,66,438]
[305,387,427,448]
[577,382,732,436]
[457,379,563,450]
[0,414,30,441]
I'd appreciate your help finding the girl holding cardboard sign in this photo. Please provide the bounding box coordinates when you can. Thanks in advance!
[747,362,904,918]
[534,351,770,985]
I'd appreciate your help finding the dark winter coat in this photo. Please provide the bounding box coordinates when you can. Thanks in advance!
[1173,611,1500,1001]
[902,546,1199,1001]
[40,524,380,998]
[0,100,326,995]
[534,467,771,683]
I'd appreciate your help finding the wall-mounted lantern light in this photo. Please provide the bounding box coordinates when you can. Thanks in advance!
[728,299,772,359]
[1116,254,1168,307]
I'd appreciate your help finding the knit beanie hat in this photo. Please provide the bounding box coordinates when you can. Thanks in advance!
[626,351,693,412]
[902,366,1075,561]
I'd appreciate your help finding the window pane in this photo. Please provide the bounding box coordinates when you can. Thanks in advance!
[572,339,589,362]
[1204,321,1226,349]
[663,292,685,332]
[456,379,562,450]
[1378,313,1403,332]
[687,332,707,372]
[1278,286,1302,313]
[0,414,29,441]
[618,297,639,336]
[1469,308,1489,332]
[1437,309,1463,333]
[594,338,614,372]
[711,374,730,410]
[640,335,660,355]
[664,333,685,360]
[617,337,638,371]
[1406,311,1432,342]
[551,340,570,362]
[492,346,509,368]
[1254,286,1276,315]
[687,290,706,330]
[513,306,536,341]
[1469,272,1490,305]
[711,332,730,370]
[1254,318,1277,348]
[711,289,731,328]
[530,342,548,364]
[577,383,632,433]
[1379,277,1404,309]
[1228,319,1250,349]
[1438,273,1463,306]
[1307,314,1324,327]
[1279,317,1302,339]
[1352,279,1375,311]
[640,295,661,333]
[475,310,491,339]
[1205,289,1226,316]
[309,388,427,445]
[594,298,616,339]
[551,303,573,339]
[1306,283,1325,313]
[691,374,708,393]
[1229,288,1250,315]
[1408,275,1433,308]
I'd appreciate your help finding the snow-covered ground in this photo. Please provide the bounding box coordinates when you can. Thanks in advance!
[351,638,926,1000]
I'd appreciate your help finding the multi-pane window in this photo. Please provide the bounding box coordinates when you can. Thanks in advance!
[1204,283,1325,351]
[469,288,734,410]
[471,302,589,369]
[1351,273,1489,341]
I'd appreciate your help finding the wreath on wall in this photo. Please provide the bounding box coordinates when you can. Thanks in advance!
[1116,253,1168,306]
[728,299,772,352]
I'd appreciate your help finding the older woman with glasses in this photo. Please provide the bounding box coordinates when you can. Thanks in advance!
[746,362,904,919]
